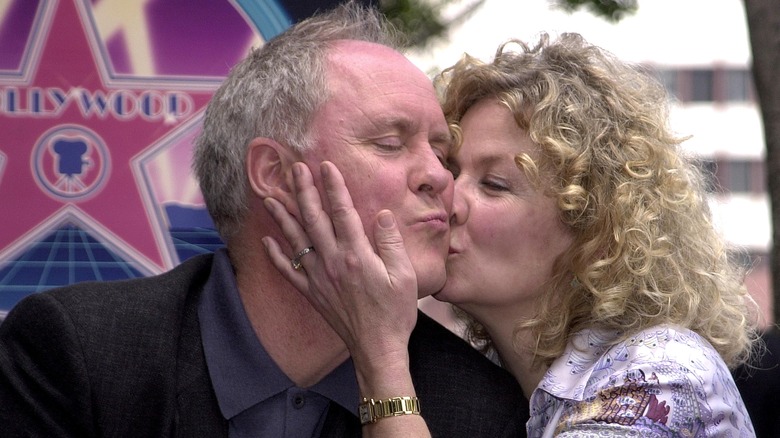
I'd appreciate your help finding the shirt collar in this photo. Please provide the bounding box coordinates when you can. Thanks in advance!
[534,327,620,401]
[310,356,360,414]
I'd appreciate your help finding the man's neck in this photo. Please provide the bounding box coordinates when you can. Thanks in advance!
[235,254,351,388]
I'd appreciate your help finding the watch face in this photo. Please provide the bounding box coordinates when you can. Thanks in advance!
[358,404,373,424]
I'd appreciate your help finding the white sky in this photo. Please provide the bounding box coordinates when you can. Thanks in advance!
[409,0,751,71]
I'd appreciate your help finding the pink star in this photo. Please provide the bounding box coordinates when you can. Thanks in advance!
[0,0,241,274]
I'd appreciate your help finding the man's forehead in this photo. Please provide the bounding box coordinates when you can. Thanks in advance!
[318,41,448,140]
[329,39,401,58]
[326,40,410,78]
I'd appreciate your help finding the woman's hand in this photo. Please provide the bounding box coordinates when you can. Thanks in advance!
[262,161,419,369]
[263,161,432,436]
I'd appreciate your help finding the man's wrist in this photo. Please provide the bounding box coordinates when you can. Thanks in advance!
[358,396,420,425]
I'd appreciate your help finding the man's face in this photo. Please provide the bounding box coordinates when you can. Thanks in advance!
[303,40,453,296]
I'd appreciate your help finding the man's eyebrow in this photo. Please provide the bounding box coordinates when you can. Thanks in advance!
[373,114,414,132]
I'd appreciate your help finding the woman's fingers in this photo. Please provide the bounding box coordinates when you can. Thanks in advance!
[373,211,416,297]
[319,161,369,247]
[262,234,310,293]
[264,197,310,256]
[291,162,338,257]
[262,196,313,281]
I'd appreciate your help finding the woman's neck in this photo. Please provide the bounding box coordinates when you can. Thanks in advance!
[482,319,549,399]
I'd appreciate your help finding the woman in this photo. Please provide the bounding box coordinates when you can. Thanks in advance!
[262,33,759,436]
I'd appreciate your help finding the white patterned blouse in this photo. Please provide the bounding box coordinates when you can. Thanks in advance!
[527,325,755,437]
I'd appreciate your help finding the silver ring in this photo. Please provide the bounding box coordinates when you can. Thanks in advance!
[291,246,315,270]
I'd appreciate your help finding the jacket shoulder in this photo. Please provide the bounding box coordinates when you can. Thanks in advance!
[10,253,215,323]
[410,311,528,437]
[0,253,222,437]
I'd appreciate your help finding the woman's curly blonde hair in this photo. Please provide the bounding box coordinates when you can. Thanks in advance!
[436,32,759,369]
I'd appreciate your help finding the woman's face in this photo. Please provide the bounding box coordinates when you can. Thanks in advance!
[437,98,573,322]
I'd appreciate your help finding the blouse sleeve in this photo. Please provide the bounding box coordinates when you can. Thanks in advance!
[553,355,754,437]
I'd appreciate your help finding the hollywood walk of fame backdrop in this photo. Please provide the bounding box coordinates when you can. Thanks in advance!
[0,0,358,319]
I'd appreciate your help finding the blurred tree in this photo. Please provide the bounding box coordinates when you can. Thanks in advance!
[743,0,780,325]
[379,0,484,49]
[554,0,637,21]
[381,0,637,48]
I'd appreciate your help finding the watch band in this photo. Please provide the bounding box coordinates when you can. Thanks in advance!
[358,396,420,425]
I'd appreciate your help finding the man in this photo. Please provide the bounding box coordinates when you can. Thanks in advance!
[0,3,528,436]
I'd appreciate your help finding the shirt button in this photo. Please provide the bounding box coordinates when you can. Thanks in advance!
[293,395,305,409]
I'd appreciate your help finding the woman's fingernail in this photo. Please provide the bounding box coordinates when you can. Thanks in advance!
[378,211,394,229]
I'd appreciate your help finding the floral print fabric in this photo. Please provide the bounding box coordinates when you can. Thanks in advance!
[527,325,755,437]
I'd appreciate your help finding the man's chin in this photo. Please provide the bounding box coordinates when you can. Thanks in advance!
[415,269,447,299]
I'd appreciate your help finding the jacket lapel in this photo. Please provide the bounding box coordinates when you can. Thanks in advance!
[174,275,228,437]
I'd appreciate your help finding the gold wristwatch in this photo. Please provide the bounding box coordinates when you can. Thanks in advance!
[358,396,420,425]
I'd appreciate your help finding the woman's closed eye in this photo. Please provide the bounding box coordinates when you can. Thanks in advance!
[481,177,510,192]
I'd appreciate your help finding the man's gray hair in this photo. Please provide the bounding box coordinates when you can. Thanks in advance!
[193,1,402,240]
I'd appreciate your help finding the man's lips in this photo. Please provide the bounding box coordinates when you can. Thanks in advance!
[420,212,448,224]
[412,211,448,226]
[405,211,449,234]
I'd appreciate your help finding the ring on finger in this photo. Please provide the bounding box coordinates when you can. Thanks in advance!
[291,246,315,270]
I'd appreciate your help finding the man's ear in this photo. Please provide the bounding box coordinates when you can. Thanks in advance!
[246,137,296,203]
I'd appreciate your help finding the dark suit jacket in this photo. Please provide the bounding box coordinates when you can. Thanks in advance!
[733,327,780,438]
[0,253,528,437]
